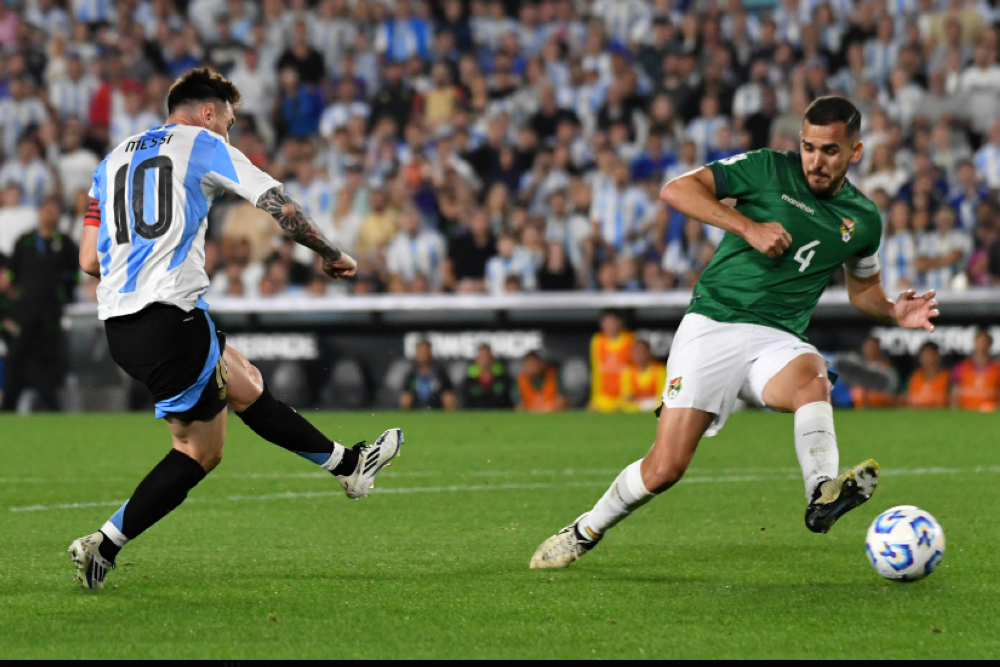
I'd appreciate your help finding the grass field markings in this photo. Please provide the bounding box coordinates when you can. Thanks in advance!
[11,465,1000,513]
[0,467,806,484]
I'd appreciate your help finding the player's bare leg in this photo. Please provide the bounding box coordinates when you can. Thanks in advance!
[530,408,713,569]
[69,410,226,589]
[225,345,402,500]
[762,353,879,534]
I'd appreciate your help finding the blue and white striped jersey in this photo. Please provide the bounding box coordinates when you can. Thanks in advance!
[90,124,281,321]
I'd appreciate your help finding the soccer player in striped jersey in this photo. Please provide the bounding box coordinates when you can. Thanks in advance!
[68,69,403,590]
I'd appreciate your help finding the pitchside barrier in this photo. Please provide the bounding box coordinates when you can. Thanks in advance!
[37,290,1000,412]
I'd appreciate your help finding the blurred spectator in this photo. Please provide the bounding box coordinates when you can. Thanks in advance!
[48,54,98,123]
[368,60,415,138]
[968,205,1000,286]
[386,207,447,291]
[0,137,54,209]
[266,238,313,289]
[376,0,433,63]
[589,310,633,413]
[882,200,917,293]
[485,232,533,295]
[948,160,992,231]
[662,218,717,288]
[590,160,653,258]
[355,187,398,258]
[851,336,900,409]
[111,87,162,147]
[1,198,78,412]
[274,68,324,141]
[951,328,1000,412]
[210,236,264,299]
[536,241,577,291]
[907,342,951,409]
[399,339,456,411]
[620,338,666,413]
[0,184,38,256]
[956,33,1000,137]
[55,123,99,209]
[863,143,908,197]
[515,351,567,413]
[229,50,277,144]
[974,118,1000,190]
[0,76,48,158]
[277,22,326,85]
[87,55,142,142]
[321,79,370,138]
[916,206,973,290]
[445,208,495,293]
[461,343,512,409]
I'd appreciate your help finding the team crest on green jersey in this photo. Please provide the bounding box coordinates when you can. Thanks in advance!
[668,377,683,398]
[841,219,856,243]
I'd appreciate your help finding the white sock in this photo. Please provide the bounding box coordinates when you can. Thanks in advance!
[319,443,347,473]
[795,401,840,502]
[582,460,655,538]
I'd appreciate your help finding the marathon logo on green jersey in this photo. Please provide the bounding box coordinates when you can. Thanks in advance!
[781,194,814,215]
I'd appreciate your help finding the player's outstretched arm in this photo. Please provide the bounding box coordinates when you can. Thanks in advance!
[846,271,939,332]
[660,168,792,258]
[256,187,357,279]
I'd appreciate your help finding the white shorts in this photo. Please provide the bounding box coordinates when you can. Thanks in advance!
[663,313,821,437]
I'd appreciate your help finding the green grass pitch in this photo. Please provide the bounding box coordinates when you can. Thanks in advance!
[2,410,998,659]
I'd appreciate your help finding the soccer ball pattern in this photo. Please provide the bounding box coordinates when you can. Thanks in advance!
[865,506,946,582]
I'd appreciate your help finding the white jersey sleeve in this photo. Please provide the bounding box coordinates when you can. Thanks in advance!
[202,140,282,206]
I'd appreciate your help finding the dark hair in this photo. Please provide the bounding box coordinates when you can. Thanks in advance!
[975,328,994,344]
[919,341,940,355]
[167,68,242,114]
[804,96,862,139]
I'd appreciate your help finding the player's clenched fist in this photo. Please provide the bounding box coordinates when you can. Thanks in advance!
[323,253,358,280]
[745,222,793,258]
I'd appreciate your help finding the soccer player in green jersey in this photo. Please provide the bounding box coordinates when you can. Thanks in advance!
[530,96,940,570]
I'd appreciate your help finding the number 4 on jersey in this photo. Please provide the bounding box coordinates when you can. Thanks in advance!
[794,240,821,273]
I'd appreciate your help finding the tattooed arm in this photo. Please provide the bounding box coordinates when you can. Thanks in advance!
[256,186,357,279]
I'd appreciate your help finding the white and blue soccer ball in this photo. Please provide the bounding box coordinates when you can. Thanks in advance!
[865,506,946,582]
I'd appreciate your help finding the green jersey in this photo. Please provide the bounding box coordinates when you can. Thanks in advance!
[688,149,882,340]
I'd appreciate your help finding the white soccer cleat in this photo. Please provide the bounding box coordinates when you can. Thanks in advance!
[68,532,113,590]
[529,514,602,570]
[336,428,404,500]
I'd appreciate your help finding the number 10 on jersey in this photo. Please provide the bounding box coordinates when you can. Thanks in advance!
[112,156,176,244]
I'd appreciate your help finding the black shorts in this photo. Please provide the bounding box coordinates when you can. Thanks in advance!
[105,303,229,422]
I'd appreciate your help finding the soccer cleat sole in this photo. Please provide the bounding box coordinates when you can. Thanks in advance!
[806,460,880,535]
[68,535,111,590]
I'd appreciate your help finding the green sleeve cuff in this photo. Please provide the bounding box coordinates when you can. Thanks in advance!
[709,162,729,199]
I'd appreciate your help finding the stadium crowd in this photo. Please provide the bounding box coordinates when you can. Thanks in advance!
[0,0,997,306]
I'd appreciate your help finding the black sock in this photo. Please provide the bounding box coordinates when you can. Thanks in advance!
[98,531,122,562]
[99,449,208,562]
[237,385,358,475]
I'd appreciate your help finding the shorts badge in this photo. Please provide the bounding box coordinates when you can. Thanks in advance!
[667,376,682,399]
[216,357,229,400]
[841,219,856,243]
